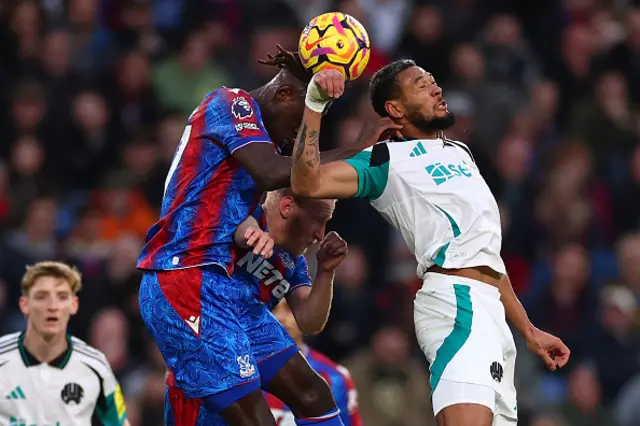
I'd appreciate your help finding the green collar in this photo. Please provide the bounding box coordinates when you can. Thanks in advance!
[18,333,73,369]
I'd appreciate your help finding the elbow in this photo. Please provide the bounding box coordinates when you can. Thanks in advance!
[297,317,327,336]
[253,166,290,191]
[255,174,289,191]
[299,323,325,336]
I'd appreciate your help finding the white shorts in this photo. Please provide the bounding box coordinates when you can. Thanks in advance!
[414,273,518,425]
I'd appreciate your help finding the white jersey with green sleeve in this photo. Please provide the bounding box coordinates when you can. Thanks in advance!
[0,332,128,426]
[344,137,506,278]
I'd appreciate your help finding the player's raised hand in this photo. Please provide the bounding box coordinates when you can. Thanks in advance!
[316,231,348,272]
[312,69,346,99]
[526,328,571,371]
[244,227,275,258]
[356,117,404,149]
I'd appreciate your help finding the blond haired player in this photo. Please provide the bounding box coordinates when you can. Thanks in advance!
[289,61,571,426]
[0,261,129,426]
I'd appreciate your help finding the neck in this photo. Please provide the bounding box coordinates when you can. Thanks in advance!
[250,87,269,112]
[250,87,275,135]
[23,326,68,364]
[401,125,441,141]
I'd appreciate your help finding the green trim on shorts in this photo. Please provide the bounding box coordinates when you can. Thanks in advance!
[430,284,473,393]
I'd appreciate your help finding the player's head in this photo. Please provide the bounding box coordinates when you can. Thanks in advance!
[264,187,335,256]
[257,45,312,154]
[369,59,454,136]
[272,299,303,345]
[19,261,81,339]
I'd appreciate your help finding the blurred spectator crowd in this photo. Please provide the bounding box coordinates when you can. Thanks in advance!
[1,0,640,425]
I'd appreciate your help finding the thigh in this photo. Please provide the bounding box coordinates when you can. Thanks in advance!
[208,389,277,426]
[414,282,504,393]
[140,268,260,399]
[432,380,496,420]
[241,299,299,388]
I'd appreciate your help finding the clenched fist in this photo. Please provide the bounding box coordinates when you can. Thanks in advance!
[306,69,346,113]
[312,69,346,99]
[316,231,348,272]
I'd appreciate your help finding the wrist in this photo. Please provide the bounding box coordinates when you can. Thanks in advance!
[305,80,330,113]
[522,324,537,341]
[316,266,337,275]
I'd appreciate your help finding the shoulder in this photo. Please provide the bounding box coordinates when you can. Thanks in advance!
[308,349,347,376]
[70,337,112,375]
[0,332,21,358]
[206,88,259,117]
[444,138,475,163]
[347,142,390,167]
[308,349,355,391]
[0,332,21,347]
[294,254,309,269]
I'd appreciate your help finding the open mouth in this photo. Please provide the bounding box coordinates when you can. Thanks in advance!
[46,317,59,324]
[436,100,448,110]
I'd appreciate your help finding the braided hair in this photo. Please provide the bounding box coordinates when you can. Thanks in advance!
[258,44,312,83]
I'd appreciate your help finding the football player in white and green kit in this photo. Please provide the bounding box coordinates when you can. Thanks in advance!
[0,261,129,426]
[292,60,571,426]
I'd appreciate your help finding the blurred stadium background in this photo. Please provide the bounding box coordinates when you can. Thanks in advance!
[1,0,640,425]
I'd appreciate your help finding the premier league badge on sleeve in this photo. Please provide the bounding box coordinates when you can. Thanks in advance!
[231,97,254,120]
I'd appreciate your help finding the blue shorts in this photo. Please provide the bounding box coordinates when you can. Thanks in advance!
[164,386,220,426]
[139,265,298,411]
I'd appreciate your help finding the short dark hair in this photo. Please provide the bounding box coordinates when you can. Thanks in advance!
[369,59,416,117]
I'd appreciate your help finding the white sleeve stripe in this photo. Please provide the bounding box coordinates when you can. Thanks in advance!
[230,140,273,154]
[74,347,108,367]
[0,345,18,356]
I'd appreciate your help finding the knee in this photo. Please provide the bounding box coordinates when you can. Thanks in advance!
[294,373,335,413]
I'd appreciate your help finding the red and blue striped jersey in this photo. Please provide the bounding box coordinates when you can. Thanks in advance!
[265,347,362,426]
[137,88,276,273]
[232,205,312,309]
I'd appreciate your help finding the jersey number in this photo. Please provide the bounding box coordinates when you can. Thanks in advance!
[164,125,192,195]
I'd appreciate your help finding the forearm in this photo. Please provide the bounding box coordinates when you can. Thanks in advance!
[233,216,260,248]
[258,145,355,191]
[291,107,323,195]
[293,269,334,335]
[499,274,535,340]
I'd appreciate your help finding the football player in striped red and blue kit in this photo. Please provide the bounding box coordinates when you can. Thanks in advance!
[136,45,367,425]
[163,188,349,425]
[266,300,362,426]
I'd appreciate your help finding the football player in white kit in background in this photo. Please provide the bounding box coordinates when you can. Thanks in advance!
[290,60,570,426]
[0,261,129,426]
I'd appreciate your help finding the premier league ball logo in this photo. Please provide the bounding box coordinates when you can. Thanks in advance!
[231,97,254,120]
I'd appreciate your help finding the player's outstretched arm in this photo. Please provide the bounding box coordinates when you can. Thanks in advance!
[232,141,361,192]
[292,112,402,199]
[499,274,571,370]
[287,232,347,335]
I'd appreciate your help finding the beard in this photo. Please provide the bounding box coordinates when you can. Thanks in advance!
[407,108,456,134]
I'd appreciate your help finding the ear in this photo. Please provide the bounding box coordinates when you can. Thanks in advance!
[70,296,79,316]
[274,85,294,104]
[385,100,404,119]
[279,196,295,219]
[19,296,29,317]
